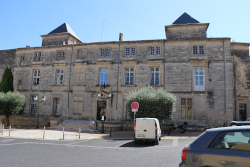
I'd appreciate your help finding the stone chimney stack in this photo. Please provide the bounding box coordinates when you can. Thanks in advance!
[119,33,123,41]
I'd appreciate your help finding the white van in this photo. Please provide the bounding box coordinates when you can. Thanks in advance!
[134,118,161,145]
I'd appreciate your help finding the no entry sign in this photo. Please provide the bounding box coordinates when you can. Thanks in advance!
[131,102,139,110]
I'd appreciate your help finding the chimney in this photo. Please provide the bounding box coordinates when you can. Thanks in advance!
[119,33,123,41]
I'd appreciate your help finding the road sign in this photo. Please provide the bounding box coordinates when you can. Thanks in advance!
[132,109,138,112]
[131,102,139,110]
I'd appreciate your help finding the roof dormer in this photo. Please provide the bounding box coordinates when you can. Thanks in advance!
[165,12,209,40]
[41,23,82,46]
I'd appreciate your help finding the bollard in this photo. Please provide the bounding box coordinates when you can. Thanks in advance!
[43,126,45,139]
[2,124,4,135]
[79,127,81,139]
[9,125,11,137]
[63,127,64,140]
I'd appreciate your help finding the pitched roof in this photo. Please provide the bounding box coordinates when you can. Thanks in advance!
[172,12,200,25]
[47,23,80,40]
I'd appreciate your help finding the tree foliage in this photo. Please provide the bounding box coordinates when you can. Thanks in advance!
[126,87,176,121]
[0,65,14,93]
[0,92,26,126]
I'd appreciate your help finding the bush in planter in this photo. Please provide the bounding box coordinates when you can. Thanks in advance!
[126,86,176,121]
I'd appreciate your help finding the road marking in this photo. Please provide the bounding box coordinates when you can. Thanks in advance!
[172,139,178,147]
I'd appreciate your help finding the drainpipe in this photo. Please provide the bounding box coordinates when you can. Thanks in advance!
[67,47,73,120]
[223,40,227,126]
[232,41,237,120]
[116,43,120,122]
[164,40,166,90]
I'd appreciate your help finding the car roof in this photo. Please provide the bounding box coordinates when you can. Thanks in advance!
[207,126,250,132]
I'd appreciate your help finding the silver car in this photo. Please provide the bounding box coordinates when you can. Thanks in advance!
[179,126,250,167]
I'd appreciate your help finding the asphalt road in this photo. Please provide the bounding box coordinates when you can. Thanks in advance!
[0,137,194,167]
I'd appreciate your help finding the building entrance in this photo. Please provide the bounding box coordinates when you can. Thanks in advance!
[239,103,247,121]
[97,101,106,121]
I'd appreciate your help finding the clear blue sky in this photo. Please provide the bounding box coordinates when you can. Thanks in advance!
[0,0,249,50]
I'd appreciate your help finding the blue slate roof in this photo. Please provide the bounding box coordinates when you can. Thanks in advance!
[48,23,80,40]
[172,12,200,25]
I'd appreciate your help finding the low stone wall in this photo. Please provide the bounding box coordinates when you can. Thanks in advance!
[0,115,64,127]
[96,121,206,132]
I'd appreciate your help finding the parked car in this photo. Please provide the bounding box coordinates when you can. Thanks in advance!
[134,118,161,145]
[246,118,250,121]
[229,121,250,126]
[179,126,250,167]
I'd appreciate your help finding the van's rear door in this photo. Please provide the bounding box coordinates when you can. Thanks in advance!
[136,118,155,139]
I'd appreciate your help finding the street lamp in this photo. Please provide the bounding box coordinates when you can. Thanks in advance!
[34,96,46,129]
[98,92,111,133]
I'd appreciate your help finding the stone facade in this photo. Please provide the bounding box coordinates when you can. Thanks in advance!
[0,14,249,127]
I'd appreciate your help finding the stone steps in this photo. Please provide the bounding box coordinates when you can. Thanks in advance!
[49,123,96,133]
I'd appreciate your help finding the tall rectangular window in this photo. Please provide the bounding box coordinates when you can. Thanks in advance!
[77,50,82,59]
[150,67,159,86]
[106,49,109,57]
[56,70,64,85]
[125,48,130,56]
[101,49,105,57]
[193,46,198,55]
[156,47,160,55]
[199,46,204,54]
[193,67,205,91]
[33,70,40,85]
[30,95,37,114]
[150,47,155,56]
[130,48,135,56]
[181,98,192,119]
[99,68,108,85]
[124,68,134,86]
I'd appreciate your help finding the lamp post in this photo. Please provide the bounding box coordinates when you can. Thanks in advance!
[98,92,111,133]
[34,95,46,129]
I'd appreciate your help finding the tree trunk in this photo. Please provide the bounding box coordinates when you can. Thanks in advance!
[5,115,10,127]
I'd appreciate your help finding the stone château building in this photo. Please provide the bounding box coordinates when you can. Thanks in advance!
[0,13,249,126]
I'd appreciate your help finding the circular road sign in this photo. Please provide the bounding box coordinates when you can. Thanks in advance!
[131,102,139,110]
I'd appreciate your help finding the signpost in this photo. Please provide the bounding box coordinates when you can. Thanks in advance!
[131,102,139,122]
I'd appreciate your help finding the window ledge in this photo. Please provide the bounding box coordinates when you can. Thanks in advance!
[52,84,65,86]
[95,85,110,87]
[121,85,137,87]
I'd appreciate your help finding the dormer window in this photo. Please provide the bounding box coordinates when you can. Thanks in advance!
[57,51,66,60]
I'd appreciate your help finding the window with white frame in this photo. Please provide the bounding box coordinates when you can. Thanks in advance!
[181,98,192,119]
[124,68,134,86]
[99,68,108,85]
[57,51,65,60]
[150,47,160,56]
[56,70,64,85]
[193,67,205,91]
[33,70,40,85]
[30,95,37,114]
[125,48,135,57]
[150,67,160,86]
[34,52,42,61]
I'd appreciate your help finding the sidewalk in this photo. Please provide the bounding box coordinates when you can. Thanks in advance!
[0,126,202,140]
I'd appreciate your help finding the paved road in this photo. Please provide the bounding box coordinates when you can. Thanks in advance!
[0,137,193,167]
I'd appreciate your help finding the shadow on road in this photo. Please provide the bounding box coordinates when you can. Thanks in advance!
[119,140,156,148]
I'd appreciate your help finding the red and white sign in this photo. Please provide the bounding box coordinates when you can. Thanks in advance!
[131,102,139,110]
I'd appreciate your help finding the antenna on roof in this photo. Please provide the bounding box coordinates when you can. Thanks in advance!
[100,20,106,42]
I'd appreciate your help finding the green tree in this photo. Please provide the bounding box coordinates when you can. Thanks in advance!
[126,87,176,121]
[0,92,26,126]
[0,65,14,93]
